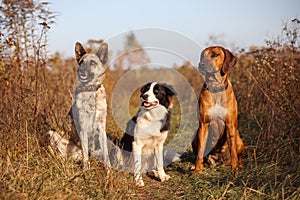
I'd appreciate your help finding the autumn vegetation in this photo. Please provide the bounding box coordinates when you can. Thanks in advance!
[0,1,299,199]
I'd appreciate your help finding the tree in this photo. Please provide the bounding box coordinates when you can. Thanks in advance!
[114,31,150,72]
[0,0,55,70]
[0,0,56,118]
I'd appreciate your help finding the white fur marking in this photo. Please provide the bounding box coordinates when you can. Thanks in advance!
[144,82,158,103]
[208,104,227,120]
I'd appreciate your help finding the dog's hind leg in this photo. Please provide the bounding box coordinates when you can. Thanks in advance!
[236,131,244,169]
[226,124,239,170]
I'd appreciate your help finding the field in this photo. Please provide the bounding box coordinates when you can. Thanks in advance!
[1,43,300,199]
[0,9,300,198]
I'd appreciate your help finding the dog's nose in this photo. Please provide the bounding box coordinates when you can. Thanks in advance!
[78,65,86,72]
[198,62,205,68]
[198,62,204,71]
[141,93,149,100]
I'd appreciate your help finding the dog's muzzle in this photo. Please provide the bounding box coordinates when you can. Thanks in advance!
[78,67,94,83]
[140,94,158,108]
[142,101,158,108]
[198,62,219,75]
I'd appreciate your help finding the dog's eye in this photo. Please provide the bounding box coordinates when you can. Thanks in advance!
[78,60,84,65]
[211,52,220,58]
[154,90,159,95]
[90,61,97,66]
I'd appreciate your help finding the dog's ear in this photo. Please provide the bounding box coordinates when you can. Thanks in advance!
[162,84,176,109]
[221,48,237,75]
[96,43,109,65]
[140,82,151,93]
[163,84,177,96]
[75,42,86,64]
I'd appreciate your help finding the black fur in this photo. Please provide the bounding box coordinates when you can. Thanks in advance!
[140,82,176,109]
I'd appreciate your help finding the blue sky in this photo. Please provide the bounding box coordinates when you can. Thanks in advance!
[48,0,299,65]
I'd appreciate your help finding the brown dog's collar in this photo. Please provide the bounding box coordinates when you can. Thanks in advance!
[203,82,228,93]
[75,84,102,95]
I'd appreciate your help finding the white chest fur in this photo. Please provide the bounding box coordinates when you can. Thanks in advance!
[206,91,228,121]
[134,105,168,138]
[208,103,227,121]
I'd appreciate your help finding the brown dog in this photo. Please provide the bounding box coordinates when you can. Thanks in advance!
[192,46,244,173]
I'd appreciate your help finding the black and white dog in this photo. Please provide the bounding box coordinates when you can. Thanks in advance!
[120,82,176,187]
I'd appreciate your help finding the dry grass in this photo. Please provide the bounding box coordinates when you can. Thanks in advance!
[1,34,300,199]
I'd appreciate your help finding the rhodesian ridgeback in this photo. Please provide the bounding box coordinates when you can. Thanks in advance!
[192,46,244,173]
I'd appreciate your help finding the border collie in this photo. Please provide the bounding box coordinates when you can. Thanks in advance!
[120,82,176,187]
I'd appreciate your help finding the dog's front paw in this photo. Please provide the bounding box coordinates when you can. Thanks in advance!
[160,174,170,182]
[190,164,195,170]
[136,179,145,187]
[83,160,90,170]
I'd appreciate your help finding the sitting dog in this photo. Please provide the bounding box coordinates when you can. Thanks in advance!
[71,41,110,169]
[47,42,110,169]
[120,82,176,187]
[192,46,244,173]
[48,42,110,169]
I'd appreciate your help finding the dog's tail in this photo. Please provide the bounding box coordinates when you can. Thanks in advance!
[47,130,82,161]
[164,148,181,164]
[47,131,181,172]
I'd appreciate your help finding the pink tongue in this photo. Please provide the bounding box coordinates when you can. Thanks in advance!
[144,102,151,107]
[143,101,158,107]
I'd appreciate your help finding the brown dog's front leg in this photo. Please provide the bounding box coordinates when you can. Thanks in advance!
[194,124,208,174]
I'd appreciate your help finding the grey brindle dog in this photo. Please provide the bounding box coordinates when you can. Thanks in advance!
[72,42,110,170]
